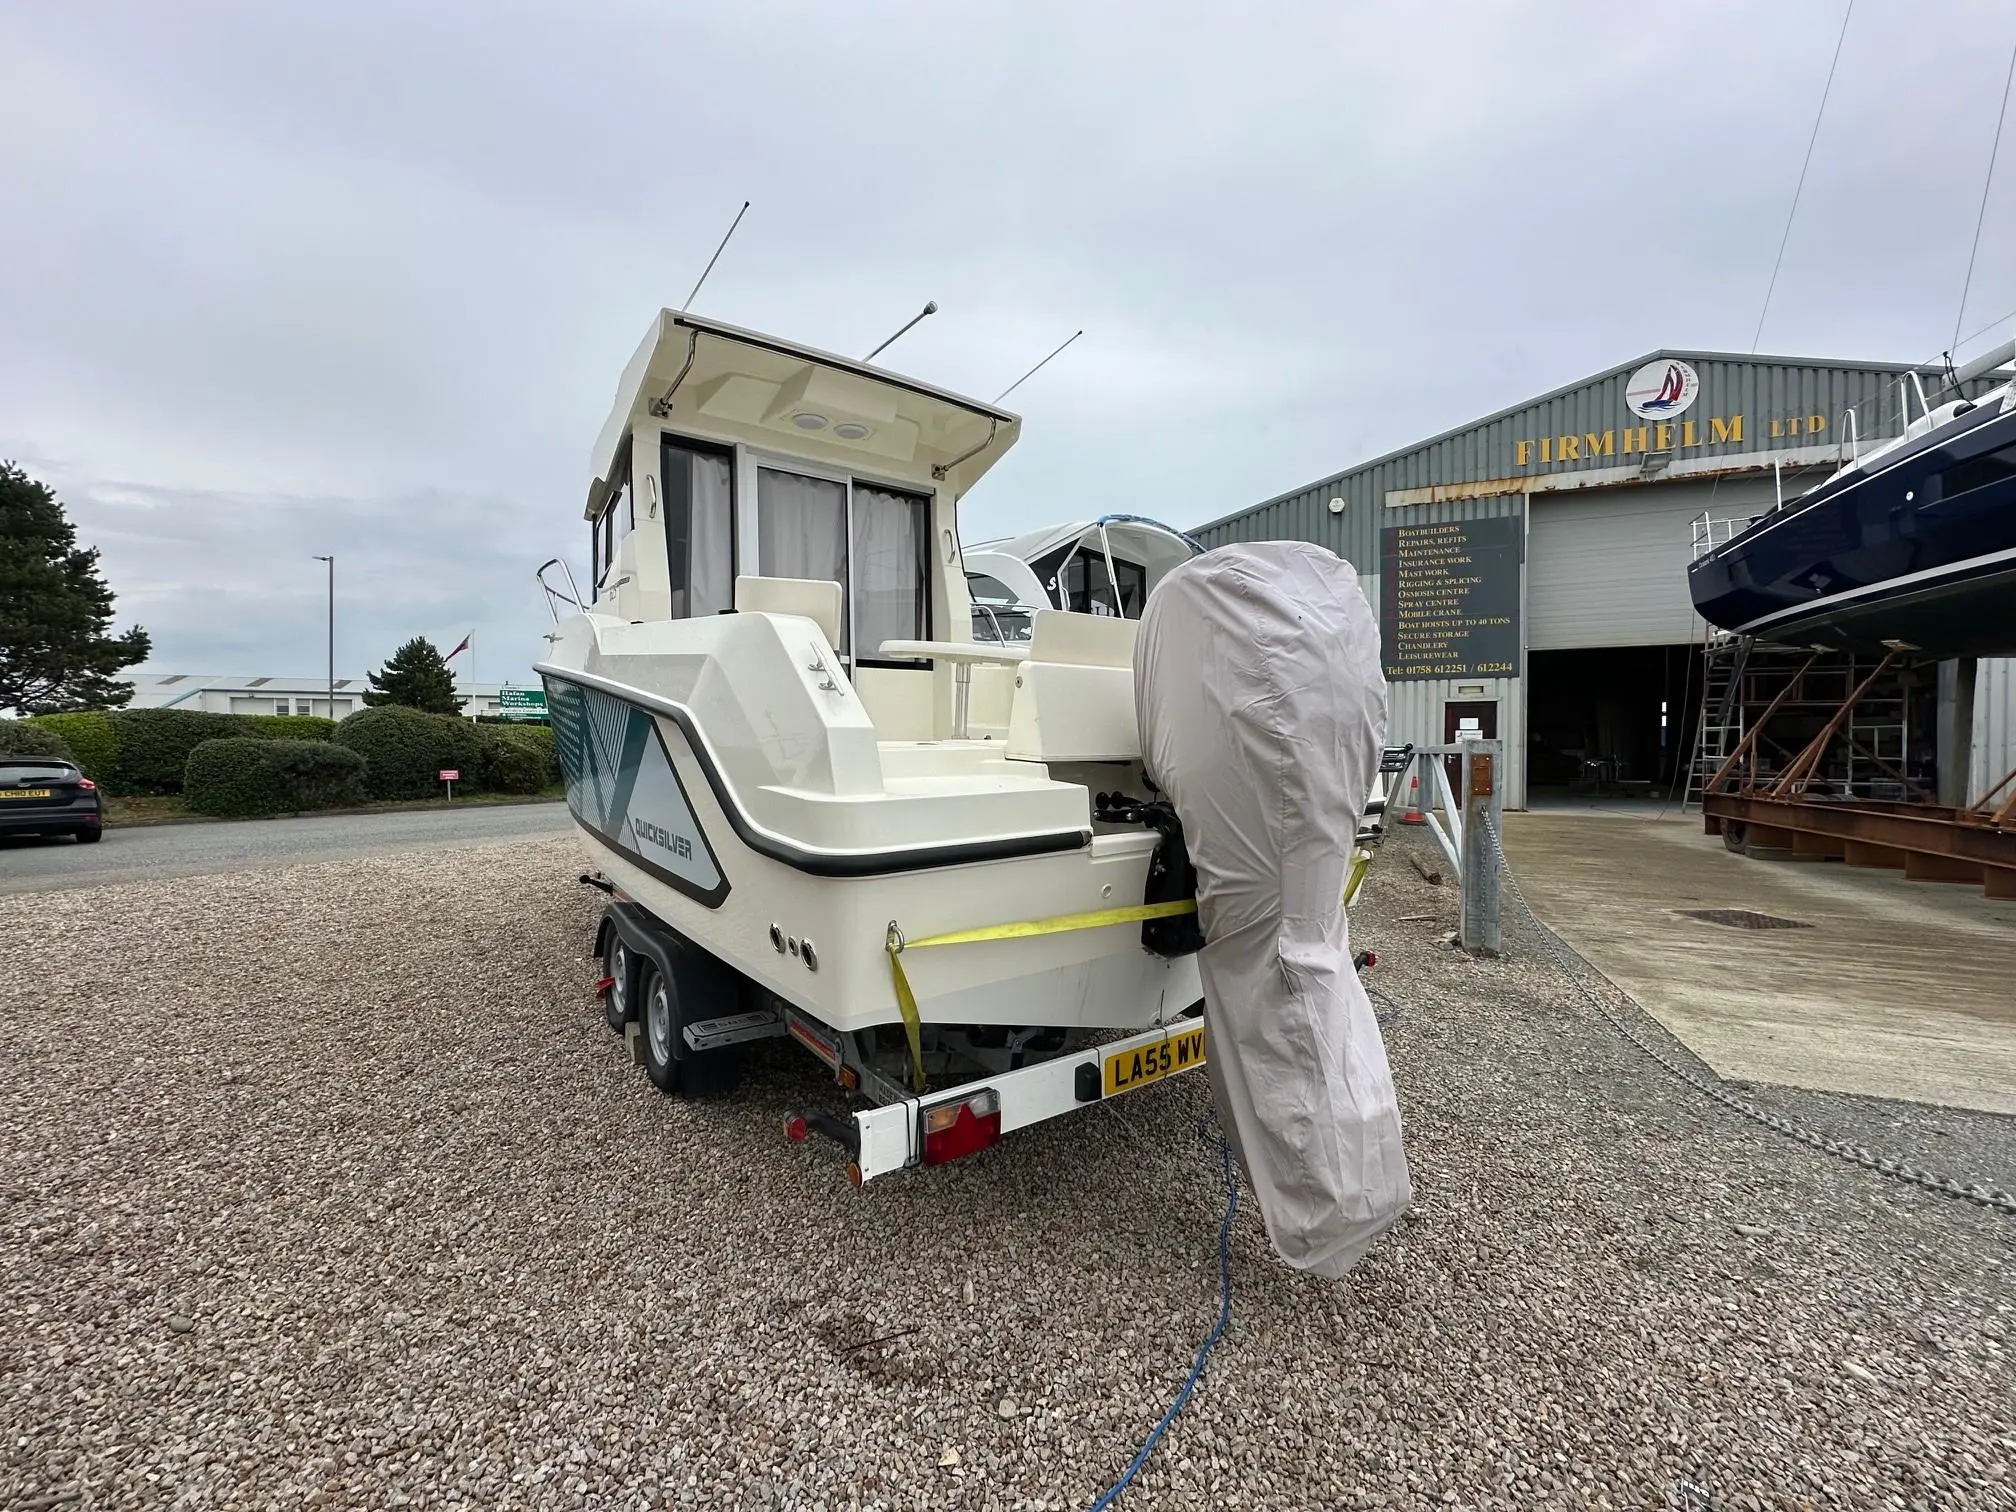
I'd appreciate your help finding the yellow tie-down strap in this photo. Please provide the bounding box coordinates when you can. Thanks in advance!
[880,850,1380,1093]
[883,900,1198,1093]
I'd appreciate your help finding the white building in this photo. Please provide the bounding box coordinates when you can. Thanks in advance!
[122,673,532,720]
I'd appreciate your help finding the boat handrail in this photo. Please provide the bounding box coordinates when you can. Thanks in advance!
[537,557,587,624]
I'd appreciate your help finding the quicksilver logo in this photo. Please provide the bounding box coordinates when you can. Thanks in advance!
[631,815,694,861]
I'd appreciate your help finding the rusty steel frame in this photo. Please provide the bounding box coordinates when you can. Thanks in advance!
[1704,791,2016,899]
[1766,650,1897,798]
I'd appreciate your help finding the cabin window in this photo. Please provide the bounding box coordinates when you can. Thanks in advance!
[757,469,849,646]
[852,483,930,663]
[967,572,1033,643]
[663,437,735,618]
[1939,440,2016,503]
[1028,543,1148,617]
[755,467,931,662]
[592,443,635,593]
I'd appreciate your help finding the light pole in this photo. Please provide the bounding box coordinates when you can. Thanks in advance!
[312,556,334,720]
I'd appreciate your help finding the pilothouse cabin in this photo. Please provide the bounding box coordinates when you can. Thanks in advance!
[582,309,1021,741]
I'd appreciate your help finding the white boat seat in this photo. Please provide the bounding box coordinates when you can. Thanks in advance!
[1007,610,1142,763]
[735,574,843,648]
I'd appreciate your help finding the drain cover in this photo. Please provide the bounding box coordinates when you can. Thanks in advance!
[1677,908,1812,931]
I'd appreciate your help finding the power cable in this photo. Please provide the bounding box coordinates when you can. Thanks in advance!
[1085,1114,1238,1510]
[1752,0,1856,352]
[1953,28,2016,353]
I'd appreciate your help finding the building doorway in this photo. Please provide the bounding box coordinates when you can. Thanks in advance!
[1442,700,1498,792]
[1526,645,1700,804]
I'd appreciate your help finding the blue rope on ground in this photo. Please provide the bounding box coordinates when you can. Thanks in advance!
[1086,1114,1238,1511]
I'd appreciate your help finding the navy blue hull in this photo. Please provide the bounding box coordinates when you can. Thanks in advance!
[1689,399,2016,656]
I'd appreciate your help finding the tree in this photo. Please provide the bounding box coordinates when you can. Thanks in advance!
[361,636,465,715]
[0,462,151,713]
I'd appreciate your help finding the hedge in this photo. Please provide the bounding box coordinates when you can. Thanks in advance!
[489,724,559,790]
[478,725,555,794]
[335,705,466,800]
[26,712,118,783]
[183,739,367,818]
[108,709,245,794]
[247,714,338,742]
[0,720,77,763]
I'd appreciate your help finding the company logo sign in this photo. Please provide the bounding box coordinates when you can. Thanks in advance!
[1625,358,1699,419]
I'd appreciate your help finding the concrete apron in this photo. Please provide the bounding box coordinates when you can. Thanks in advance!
[1499,811,2016,1116]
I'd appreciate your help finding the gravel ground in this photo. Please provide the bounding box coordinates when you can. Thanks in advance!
[2,829,2013,1511]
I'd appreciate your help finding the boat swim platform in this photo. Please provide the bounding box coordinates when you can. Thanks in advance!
[1497,810,2016,1116]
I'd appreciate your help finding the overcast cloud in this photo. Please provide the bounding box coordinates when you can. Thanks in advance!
[4,1,2015,686]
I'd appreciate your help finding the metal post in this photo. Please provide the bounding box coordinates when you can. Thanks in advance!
[1460,738,1502,956]
[313,555,334,720]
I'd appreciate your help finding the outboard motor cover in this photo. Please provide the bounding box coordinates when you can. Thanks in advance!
[1135,541,1412,1277]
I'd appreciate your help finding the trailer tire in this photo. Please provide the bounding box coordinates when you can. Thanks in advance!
[637,957,744,1100]
[602,934,636,1033]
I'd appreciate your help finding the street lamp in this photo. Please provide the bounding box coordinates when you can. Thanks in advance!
[311,556,334,720]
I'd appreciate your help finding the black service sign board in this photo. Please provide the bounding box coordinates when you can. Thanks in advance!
[1379,516,1522,681]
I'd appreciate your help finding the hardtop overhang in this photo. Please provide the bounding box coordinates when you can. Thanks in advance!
[586,310,1022,519]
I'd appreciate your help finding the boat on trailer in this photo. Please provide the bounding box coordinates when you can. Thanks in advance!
[537,310,1398,1183]
[1688,364,2016,657]
[536,309,1212,1183]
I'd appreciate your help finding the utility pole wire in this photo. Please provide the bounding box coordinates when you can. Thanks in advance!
[1752,0,1855,353]
[1954,30,2016,353]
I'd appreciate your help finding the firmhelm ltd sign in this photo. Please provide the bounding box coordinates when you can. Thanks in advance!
[1510,355,1826,470]
[1624,358,1699,419]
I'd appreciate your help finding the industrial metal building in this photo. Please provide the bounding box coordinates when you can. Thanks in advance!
[122,673,533,720]
[1193,350,2016,809]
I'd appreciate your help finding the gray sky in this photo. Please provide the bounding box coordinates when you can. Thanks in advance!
[5,1,2014,686]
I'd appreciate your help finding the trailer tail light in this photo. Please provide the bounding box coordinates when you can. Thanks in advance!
[920,1089,1001,1167]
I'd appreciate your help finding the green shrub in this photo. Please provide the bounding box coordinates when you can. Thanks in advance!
[0,720,76,763]
[433,714,490,792]
[26,712,118,784]
[335,705,455,800]
[482,724,560,792]
[247,714,338,742]
[184,739,367,817]
[107,709,244,794]
[475,726,544,794]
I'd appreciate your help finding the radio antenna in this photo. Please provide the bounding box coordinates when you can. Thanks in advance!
[864,301,939,362]
[994,329,1083,403]
[682,200,750,312]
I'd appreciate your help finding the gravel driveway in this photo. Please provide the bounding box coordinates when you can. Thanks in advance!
[2,831,2011,1510]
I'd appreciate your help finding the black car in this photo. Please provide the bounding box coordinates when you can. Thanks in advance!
[0,758,103,843]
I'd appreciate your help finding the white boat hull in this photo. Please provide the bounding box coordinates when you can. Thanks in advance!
[539,614,1200,1037]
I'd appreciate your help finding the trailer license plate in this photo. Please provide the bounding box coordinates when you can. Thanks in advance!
[1102,1025,1206,1097]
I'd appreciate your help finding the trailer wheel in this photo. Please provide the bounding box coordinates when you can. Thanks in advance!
[637,957,744,1100]
[602,934,635,1033]
[1722,820,1749,856]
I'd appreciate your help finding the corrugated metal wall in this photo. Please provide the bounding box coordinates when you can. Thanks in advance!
[1527,476,1778,649]
[1974,659,2016,807]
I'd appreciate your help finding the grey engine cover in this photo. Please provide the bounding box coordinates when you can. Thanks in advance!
[1135,540,1412,1276]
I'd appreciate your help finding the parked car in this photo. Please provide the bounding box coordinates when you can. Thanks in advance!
[0,758,103,843]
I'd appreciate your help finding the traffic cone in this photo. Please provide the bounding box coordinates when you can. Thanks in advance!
[1400,772,1425,825]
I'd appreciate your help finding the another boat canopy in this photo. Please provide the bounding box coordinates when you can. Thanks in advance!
[964,515,1204,635]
